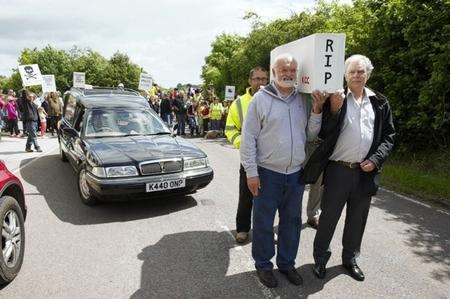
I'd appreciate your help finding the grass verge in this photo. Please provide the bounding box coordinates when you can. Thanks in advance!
[380,149,450,207]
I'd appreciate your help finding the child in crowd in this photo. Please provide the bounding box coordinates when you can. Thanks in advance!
[38,106,47,137]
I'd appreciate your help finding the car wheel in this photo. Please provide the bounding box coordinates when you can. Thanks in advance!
[0,196,25,285]
[77,168,98,206]
[59,140,68,162]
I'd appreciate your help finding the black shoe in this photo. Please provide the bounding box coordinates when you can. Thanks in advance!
[343,262,365,281]
[307,217,319,229]
[279,268,303,286]
[312,263,326,279]
[256,269,278,288]
[35,147,43,152]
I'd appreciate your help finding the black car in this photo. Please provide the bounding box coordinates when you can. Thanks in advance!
[58,87,213,205]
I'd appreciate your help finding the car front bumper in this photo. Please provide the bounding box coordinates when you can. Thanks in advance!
[85,167,213,199]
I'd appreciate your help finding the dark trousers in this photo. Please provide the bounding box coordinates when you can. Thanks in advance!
[25,121,39,150]
[8,119,20,135]
[236,165,253,233]
[313,162,372,265]
[202,118,209,134]
[48,116,59,134]
[176,113,186,135]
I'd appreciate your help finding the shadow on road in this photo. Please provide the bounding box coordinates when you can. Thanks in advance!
[131,230,347,298]
[198,137,234,149]
[373,190,450,283]
[19,154,198,225]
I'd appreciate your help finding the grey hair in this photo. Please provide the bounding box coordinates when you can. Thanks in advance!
[345,54,374,78]
[273,53,298,69]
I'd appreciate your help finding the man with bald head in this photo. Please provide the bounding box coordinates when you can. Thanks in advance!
[240,54,326,288]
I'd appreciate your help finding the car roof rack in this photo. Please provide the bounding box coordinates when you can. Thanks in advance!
[70,86,141,97]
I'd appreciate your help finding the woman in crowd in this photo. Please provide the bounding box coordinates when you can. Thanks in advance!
[47,92,62,136]
[6,96,21,137]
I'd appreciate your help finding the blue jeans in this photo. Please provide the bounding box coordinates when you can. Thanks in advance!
[176,113,186,135]
[161,112,171,126]
[210,119,221,131]
[25,121,39,150]
[252,167,305,271]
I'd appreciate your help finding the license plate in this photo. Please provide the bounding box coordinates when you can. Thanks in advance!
[146,179,186,192]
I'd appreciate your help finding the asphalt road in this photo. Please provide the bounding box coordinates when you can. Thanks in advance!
[0,135,449,298]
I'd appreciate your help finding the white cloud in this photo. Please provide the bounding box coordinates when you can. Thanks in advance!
[0,0,340,87]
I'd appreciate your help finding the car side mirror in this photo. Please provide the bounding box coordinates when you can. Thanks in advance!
[63,127,79,138]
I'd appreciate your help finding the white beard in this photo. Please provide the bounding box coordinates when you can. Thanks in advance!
[275,76,296,88]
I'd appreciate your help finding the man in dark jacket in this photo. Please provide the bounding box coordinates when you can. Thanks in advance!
[159,94,172,125]
[173,94,187,135]
[301,54,395,282]
[21,90,42,152]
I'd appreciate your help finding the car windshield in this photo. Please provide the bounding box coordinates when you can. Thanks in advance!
[84,108,170,138]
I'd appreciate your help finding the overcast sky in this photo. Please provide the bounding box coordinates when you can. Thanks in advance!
[0,0,349,87]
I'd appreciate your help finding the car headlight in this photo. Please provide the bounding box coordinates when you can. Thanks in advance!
[184,157,208,170]
[91,167,106,178]
[105,166,139,178]
[90,166,139,178]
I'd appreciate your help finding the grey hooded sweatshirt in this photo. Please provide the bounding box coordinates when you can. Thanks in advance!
[240,83,322,178]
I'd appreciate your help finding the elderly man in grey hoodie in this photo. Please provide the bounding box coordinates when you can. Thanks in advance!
[240,53,326,288]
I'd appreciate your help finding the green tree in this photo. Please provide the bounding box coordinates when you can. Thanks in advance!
[201,0,449,149]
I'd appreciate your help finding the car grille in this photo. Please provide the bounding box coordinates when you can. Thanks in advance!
[140,159,183,175]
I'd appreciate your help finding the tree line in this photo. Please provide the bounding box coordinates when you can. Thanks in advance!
[0,46,143,93]
[201,0,449,150]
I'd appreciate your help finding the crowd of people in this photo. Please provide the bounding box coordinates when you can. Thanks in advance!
[143,84,231,137]
[0,89,63,150]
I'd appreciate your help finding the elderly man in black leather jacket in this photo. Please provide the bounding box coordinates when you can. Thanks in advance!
[301,54,395,282]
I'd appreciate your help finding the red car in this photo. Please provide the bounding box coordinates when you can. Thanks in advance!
[0,160,26,285]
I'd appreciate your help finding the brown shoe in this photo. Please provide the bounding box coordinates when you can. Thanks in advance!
[307,217,319,229]
[235,232,249,243]
[25,148,33,152]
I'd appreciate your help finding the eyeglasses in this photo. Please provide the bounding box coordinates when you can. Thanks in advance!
[251,77,268,82]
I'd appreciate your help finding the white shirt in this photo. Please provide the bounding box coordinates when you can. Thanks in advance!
[330,87,375,163]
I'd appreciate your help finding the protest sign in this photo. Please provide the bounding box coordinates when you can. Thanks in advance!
[224,85,235,100]
[18,64,43,87]
[73,72,86,88]
[138,73,153,91]
[270,33,346,93]
[42,75,56,93]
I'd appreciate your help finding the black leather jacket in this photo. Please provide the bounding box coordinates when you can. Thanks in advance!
[300,88,395,195]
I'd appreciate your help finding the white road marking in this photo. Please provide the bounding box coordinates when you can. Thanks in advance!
[378,188,450,216]
[12,146,59,174]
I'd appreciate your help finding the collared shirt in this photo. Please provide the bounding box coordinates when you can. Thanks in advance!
[330,87,375,163]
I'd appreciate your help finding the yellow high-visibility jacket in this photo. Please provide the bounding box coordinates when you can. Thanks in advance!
[210,103,224,120]
[225,87,253,149]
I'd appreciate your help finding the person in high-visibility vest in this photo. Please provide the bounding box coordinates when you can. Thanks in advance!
[225,66,269,243]
[209,97,224,131]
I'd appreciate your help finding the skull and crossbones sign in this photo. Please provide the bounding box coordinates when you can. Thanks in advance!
[24,66,37,80]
